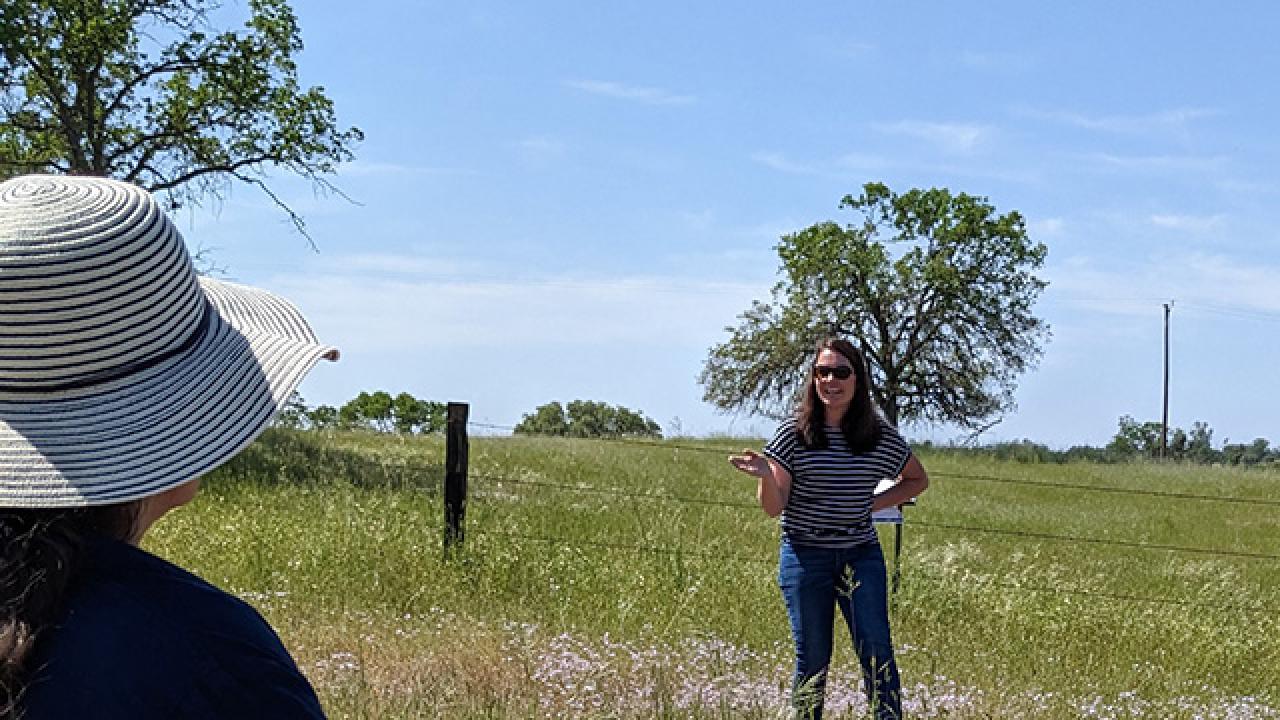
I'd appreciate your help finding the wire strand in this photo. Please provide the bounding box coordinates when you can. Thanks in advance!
[471,473,757,509]
[466,427,1280,507]
[932,470,1280,507]
[913,520,1280,561]
[473,528,771,565]
[470,472,1280,562]
[464,528,1277,614]
[957,576,1276,616]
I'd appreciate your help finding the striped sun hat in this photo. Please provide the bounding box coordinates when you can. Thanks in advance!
[0,174,339,507]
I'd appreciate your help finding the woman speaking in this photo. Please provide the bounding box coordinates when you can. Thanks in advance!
[730,337,928,720]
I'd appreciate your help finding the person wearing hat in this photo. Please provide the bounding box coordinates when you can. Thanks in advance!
[0,175,338,718]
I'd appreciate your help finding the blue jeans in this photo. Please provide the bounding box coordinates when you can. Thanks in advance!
[778,538,902,720]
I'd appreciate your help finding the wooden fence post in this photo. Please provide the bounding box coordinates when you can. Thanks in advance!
[444,402,469,552]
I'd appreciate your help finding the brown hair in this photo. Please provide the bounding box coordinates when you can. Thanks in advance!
[0,504,141,716]
[795,337,881,453]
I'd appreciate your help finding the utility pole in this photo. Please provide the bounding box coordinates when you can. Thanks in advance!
[1161,302,1172,459]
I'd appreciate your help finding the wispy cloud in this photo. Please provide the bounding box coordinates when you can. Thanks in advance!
[309,253,481,277]
[339,161,478,178]
[517,136,565,153]
[1085,152,1226,174]
[565,79,695,106]
[1019,106,1219,138]
[1149,213,1225,233]
[872,121,991,154]
[514,135,569,166]
[810,37,876,59]
[960,50,1034,73]
[1214,178,1277,196]
[835,152,891,171]
[268,257,764,352]
[1049,253,1280,318]
[750,151,818,175]
[751,148,1033,184]
[678,209,716,232]
[1029,217,1065,237]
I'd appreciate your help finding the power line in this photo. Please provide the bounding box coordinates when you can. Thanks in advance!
[1180,301,1280,324]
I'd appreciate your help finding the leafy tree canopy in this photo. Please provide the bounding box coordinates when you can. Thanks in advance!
[514,400,662,439]
[700,181,1049,431]
[274,390,444,434]
[337,391,445,435]
[1103,416,1280,465]
[0,0,361,243]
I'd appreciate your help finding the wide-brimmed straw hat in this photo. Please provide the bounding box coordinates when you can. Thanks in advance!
[0,174,338,507]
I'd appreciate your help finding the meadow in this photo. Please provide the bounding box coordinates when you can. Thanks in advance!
[147,429,1280,719]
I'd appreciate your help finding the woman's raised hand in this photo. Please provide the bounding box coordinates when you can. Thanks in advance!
[728,449,770,479]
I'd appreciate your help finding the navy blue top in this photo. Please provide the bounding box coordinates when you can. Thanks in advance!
[764,417,912,548]
[23,536,326,719]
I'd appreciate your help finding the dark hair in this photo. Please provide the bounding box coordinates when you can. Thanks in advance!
[0,504,140,717]
[796,337,882,453]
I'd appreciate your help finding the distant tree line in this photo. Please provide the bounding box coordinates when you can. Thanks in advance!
[274,394,662,440]
[274,391,446,434]
[514,401,662,439]
[924,415,1279,466]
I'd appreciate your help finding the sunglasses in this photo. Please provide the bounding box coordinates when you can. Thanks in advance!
[814,365,854,380]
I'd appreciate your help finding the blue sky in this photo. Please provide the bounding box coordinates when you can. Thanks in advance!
[186,1,1280,448]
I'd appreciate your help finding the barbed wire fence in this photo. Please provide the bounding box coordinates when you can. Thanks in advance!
[441,406,1280,616]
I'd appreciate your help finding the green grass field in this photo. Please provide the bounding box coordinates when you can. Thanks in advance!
[146,429,1280,719]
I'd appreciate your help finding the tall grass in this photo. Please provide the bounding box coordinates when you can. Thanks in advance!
[146,429,1280,718]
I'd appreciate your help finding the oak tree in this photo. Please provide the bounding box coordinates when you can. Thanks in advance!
[0,0,361,243]
[701,182,1049,432]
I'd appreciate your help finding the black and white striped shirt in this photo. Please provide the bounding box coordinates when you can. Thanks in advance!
[763,416,912,548]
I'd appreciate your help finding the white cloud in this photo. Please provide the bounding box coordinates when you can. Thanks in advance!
[515,136,568,163]
[565,79,695,106]
[338,161,476,178]
[960,50,1034,73]
[679,209,716,232]
[1149,214,1225,233]
[1029,217,1065,237]
[872,121,990,154]
[754,146,1037,186]
[1085,152,1226,174]
[835,152,891,171]
[1019,106,1219,136]
[267,260,767,354]
[817,38,876,59]
[1214,178,1277,196]
[1048,253,1280,318]
[750,151,817,175]
[309,253,479,277]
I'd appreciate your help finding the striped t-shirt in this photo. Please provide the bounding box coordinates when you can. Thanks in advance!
[763,416,912,548]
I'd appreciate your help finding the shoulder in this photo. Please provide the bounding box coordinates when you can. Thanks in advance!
[69,539,281,646]
[763,417,802,470]
[765,417,802,450]
[879,417,910,447]
[25,539,325,719]
[872,417,912,469]
[775,417,800,436]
